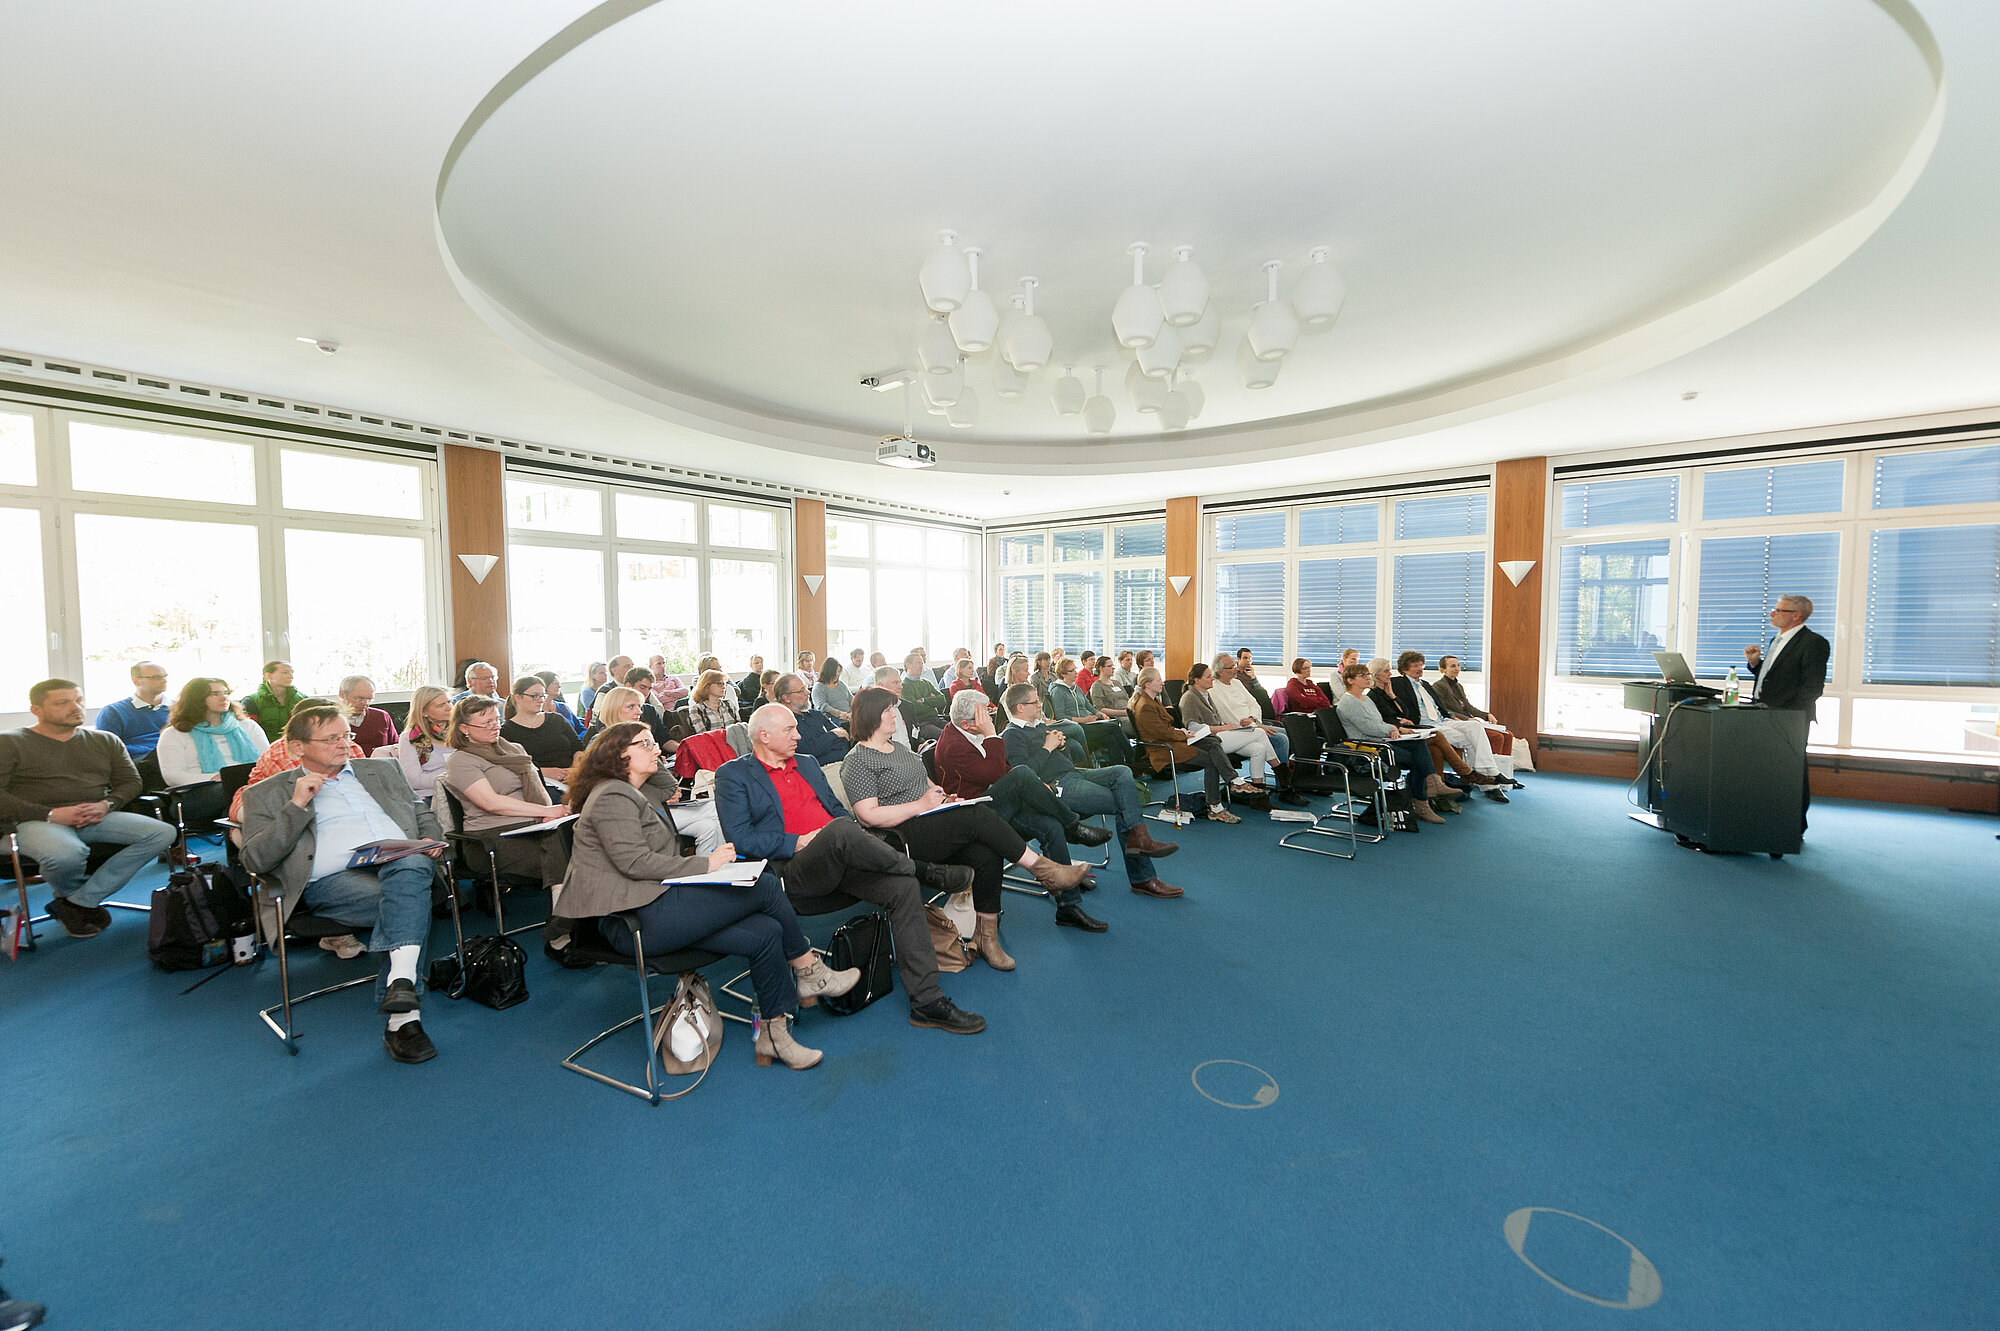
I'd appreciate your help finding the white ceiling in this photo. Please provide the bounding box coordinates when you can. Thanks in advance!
[1,1,1995,519]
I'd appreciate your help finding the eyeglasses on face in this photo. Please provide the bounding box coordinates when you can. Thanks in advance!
[625,736,661,753]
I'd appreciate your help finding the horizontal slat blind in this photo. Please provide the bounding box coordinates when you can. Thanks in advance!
[1214,511,1286,551]
[1054,528,1104,562]
[1702,460,1844,520]
[1695,533,1840,676]
[1215,561,1286,660]
[1395,492,1488,540]
[1872,445,2000,510]
[1393,551,1486,670]
[1297,556,1377,662]
[1114,521,1165,558]
[1559,476,1678,529]
[1000,574,1045,655]
[1554,539,1672,677]
[1299,502,1378,546]
[998,534,1044,565]
[1112,568,1165,657]
[1865,523,2000,685]
[1053,571,1105,651]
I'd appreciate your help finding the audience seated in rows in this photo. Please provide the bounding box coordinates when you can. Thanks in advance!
[157,677,270,822]
[688,669,740,734]
[92,661,171,759]
[1334,661,1448,825]
[620,668,689,752]
[715,703,985,1035]
[1366,658,1490,802]
[501,675,584,783]
[1047,657,1140,770]
[337,675,399,755]
[577,686,723,855]
[1389,651,1513,802]
[1206,655,1308,805]
[1128,667,1241,824]
[1,679,178,939]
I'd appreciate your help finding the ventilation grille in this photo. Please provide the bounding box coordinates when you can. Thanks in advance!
[0,347,980,523]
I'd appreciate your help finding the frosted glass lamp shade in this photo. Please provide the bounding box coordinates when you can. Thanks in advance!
[922,359,964,408]
[1294,250,1347,331]
[1246,298,1299,361]
[1135,322,1181,379]
[1112,283,1163,349]
[1083,394,1115,434]
[991,358,1027,398]
[918,233,970,313]
[1052,370,1086,415]
[1158,391,1191,430]
[1178,303,1220,361]
[949,287,999,353]
[1003,314,1052,373]
[1181,377,1205,418]
[1133,373,1168,413]
[945,384,979,428]
[1158,247,1209,326]
[920,318,960,376]
[1239,337,1281,389]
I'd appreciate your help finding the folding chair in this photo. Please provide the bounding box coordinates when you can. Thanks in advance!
[436,784,550,939]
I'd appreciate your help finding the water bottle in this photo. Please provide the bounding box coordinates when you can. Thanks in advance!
[1723,667,1740,705]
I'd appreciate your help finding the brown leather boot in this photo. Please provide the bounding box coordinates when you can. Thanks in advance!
[1028,857,1088,891]
[1125,824,1180,857]
[972,914,1016,971]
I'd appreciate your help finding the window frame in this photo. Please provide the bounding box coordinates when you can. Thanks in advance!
[986,517,1167,660]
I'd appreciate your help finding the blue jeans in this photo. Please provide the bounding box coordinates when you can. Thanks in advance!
[601,870,809,1019]
[13,812,177,908]
[304,857,437,1005]
[1057,766,1154,886]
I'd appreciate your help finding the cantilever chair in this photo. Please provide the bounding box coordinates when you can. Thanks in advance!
[560,914,745,1104]
[1274,713,1367,859]
[436,784,550,939]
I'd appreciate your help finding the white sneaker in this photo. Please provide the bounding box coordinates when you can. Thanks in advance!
[319,934,365,960]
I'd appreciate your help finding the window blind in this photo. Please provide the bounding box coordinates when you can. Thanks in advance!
[1554,539,1672,677]
[1112,567,1165,657]
[1864,523,2000,686]
[1000,574,1046,654]
[1214,511,1286,552]
[1395,492,1488,540]
[1872,445,2000,510]
[1296,556,1378,662]
[1054,528,1104,562]
[1559,476,1678,529]
[1702,460,1844,520]
[1695,532,1840,676]
[1214,561,1286,660]
[1053,570,1105,651]
[1299,502,1378,546]
[998,534,1044,565]
[1114,521,1165,559]
[1393,551,1486,670]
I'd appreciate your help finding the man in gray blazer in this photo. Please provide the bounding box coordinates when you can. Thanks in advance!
[239,704,445,1064]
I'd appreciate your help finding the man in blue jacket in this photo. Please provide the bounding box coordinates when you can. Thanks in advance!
[716,704,985,1035]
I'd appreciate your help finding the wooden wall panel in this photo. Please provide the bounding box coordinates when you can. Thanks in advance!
[793,498,826,663]
[442,444,509,679]
[1488,456,1548,752]
[1164,496,1200,679]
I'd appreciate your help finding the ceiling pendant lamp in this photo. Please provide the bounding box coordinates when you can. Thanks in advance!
[1135,320,1182,379]
[919,230,970,313]
[1180,373,1205,419]
[992,356,1027,398]
[1239,335,1282,389]
[1294,245,1347,332]
[1053,365,1086,415]
[1112,242,1163,349]
[920,316,960,376]
[1246,260,1299,361]
[1159,370,1192,431]
[1158,245,1209,327]
[1131,362,1168,413]
[946,383,979,429]
[1083,367,1115,435]
[948,248,999,353]
[1001,277,1053,372]
[922,357,964,408]
[1178,302,1220,362]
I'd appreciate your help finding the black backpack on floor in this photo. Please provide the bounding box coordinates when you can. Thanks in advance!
[820,910,895,1016]
[148,861,254,972]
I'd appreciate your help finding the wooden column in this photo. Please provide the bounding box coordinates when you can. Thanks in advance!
[442,443,510,679]
[793,498,827,663]
[1488,456,1548,750]
[1164,495,1200,679]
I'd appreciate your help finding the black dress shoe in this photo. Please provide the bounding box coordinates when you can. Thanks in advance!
[1277,790,1311,807]
[1067,822,1114,847]
[909,997,986,1034]
[384,1021,437,1064]
[915,861,976,895]
[1054,902,1109,932]
[1484,788,1510,803]
[378,978,420,1014]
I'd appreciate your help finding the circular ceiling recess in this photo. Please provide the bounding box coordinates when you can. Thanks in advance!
[437,0,1942,474]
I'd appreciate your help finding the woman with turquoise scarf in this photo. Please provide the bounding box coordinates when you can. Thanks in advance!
[156,676,269,822]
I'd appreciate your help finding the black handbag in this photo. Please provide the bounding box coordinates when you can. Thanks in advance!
[820,910,895,1016]
[452,934,530,1009]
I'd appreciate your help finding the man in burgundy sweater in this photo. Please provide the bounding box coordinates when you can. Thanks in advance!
[933,690,1110,932]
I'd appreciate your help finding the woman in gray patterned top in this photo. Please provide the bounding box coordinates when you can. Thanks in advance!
[841,687,1086,970]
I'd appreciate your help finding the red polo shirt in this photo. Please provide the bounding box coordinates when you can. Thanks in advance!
[764,757,833,837]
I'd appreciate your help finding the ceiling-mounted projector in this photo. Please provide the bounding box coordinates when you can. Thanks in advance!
[876,435,937,469]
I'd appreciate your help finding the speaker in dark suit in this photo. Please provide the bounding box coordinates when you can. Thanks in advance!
[1746,596,1830,829]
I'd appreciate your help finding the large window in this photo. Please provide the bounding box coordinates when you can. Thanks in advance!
[822,515,975,663]
[0,403,444,722]
[1208,489,1491,694]
[988,519,1166,659]
[1546,442,2000,758]
[504,472,789,677]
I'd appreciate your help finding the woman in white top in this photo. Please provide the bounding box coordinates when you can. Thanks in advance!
[156,676,268,821]
[393,684,453,797]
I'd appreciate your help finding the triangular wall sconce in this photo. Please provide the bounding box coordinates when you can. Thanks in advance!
[1497,560,1537,587]
[1169,576,1192,596]
[801,574,824,595]
[457,553,499,585]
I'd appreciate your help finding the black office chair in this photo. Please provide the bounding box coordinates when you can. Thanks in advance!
[1313,708,1403,840]
[436,784,549,939]
[1163,679,1187,713]
[1274,712,1367,859]
[159,762,255,859]
[4,835,142,957]
[379,699,410,728]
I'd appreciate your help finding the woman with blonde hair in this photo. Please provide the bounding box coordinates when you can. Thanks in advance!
[393,684,455,797]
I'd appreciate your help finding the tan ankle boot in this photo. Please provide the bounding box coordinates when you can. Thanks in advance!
[754,1013,822,1070]
[1414,800,1447,824]
[972,914,1016,971]
[1028,857,1087,892]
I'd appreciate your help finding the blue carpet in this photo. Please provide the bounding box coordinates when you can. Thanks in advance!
[3,775,1995,1328]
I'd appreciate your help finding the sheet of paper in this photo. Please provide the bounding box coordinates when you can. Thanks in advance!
[911,795,992,817]
[502,813,578,837]
[1184,722,1212,742]
[663,858,768,887]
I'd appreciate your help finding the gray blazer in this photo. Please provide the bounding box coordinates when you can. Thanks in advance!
[1179,686,1229,732]
[238,758,440,939]
[560,779,708,919]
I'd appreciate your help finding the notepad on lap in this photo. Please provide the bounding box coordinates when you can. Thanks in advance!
[663,858,767,887]
[347,838,446,868]
[502,814,578,837]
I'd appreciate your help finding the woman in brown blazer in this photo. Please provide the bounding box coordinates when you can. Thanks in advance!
[563,722,857,1070]
[1127,668,1242,823]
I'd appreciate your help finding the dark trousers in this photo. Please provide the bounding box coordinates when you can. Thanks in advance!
[601,871,809,1019]
[777,817,944,1009]
[894,805,1028,915]
[986,765,1076,862]
[1164,736,1233,800]
[1386,738,1435,784]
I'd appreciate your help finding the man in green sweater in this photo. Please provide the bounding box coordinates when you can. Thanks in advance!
[2,679,176,939]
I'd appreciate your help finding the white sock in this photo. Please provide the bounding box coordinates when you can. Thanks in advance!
[387,1010,421,1032]
[387,945,420,985]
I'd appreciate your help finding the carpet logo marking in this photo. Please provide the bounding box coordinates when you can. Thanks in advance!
[1503,1207,1662,1309]
[1191,1059,1279,1108]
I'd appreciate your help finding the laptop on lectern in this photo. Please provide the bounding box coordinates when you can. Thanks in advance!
[1652,650,1697,684]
